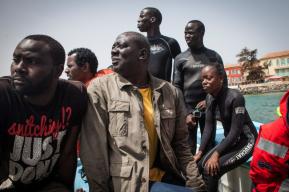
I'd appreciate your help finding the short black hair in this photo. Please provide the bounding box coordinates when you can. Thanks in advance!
[188,20,205,35]
[68,48,98,74]
[23,34,65,66]
[144,7,162,25]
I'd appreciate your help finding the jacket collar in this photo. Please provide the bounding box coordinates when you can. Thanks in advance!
[150,74,166,92]
[114,72,166,92]
[210,86,228,101]
[114,73,133,89]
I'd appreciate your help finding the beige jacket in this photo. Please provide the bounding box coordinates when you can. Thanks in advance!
[80,73,205,192]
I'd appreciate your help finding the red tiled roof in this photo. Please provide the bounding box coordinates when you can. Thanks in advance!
[224,63,241,68]
[260,50,289,60]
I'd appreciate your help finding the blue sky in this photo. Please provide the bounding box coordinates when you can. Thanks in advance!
[0,0,288,77]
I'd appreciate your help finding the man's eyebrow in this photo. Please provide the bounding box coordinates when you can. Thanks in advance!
[13,52,20,57]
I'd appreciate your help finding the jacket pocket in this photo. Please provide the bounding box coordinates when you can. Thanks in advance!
[108,100,130,137]
[110,163,133,192]
[160,107,176,141]
[160,108,176,119]
[110,163,133,178]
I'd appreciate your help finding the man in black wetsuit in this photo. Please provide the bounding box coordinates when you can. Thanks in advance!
[173,20,228,154]
[137,7,181,82]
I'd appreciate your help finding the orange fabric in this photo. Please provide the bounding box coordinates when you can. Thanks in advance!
[95,69,113,78]
[85,69,113,87]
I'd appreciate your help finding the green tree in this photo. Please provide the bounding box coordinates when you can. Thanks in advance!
[237,47,265,83]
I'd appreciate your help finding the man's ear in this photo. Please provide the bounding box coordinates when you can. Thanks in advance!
[150,16,156,24]
[220,76,224,85]
[81,63,90,72]
[139,48,148,60]
[55,64,64,77]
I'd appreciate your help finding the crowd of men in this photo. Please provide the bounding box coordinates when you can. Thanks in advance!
[0,6,287,192]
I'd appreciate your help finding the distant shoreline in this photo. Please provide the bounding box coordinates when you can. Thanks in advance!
[238,81,289,95]
[243,90,285,96]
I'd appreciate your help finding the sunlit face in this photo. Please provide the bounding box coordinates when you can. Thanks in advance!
[184,22,203,48]
[65,53,85,82]
[137,9,152,32]
[11,39,58,96]
[111,34,140,77]
[201,66,223,96]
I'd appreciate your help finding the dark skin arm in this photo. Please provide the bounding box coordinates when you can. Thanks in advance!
[186,100,206,128]
[186,114,196,127]
[193,151,203,162]
[205,151,220,176]
[56,125,79,190]
[196,100,206,111]
[196,97,216,162]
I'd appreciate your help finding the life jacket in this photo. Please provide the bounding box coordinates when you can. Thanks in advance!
[250,91,289,192]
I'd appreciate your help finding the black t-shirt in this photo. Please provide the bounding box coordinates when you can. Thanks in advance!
[148,35,181,82]
[0,77,87,189]
[173,47,227,113]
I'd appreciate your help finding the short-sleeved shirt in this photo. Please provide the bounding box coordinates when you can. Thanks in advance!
[0,77,87,189]
[148,35,181,82]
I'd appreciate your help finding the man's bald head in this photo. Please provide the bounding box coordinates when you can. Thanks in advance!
[120,31,150,55]
[111,31,150,78]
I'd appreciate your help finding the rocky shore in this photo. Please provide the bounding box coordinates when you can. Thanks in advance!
[239,81,289,95]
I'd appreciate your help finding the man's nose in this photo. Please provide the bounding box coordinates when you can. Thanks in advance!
[65,68,70,74]
[111,47,118,56]
[14,59,27,73]
[185,34,193,38]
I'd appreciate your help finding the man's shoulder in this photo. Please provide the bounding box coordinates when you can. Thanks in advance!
[152,76,179,94]
[159,35,180,47]
[175,49,191,60]
[0,76,12,91]
[58,79,87,96]
[178,49,191,56]
[160,35,177,42]
[0,76,12,84]
[90,72,116,86]
[88,72,119,93]
[57,80,88,110]
[204,47,222,58]
[0,77,13,103]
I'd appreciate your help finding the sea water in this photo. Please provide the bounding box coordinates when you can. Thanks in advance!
[244,92,285,123]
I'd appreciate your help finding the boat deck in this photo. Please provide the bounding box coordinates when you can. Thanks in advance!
[74,121,262,191]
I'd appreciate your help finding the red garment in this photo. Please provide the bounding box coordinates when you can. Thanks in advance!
[84,68,113,87]
[250,91,289,192]
[95,68,113,77]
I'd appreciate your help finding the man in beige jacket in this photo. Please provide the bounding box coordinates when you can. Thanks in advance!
[80,31,205,192]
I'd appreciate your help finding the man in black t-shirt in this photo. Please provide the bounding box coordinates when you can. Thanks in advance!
[0,35,87,191]
[173,20,228,155]
[137,7,181,82]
